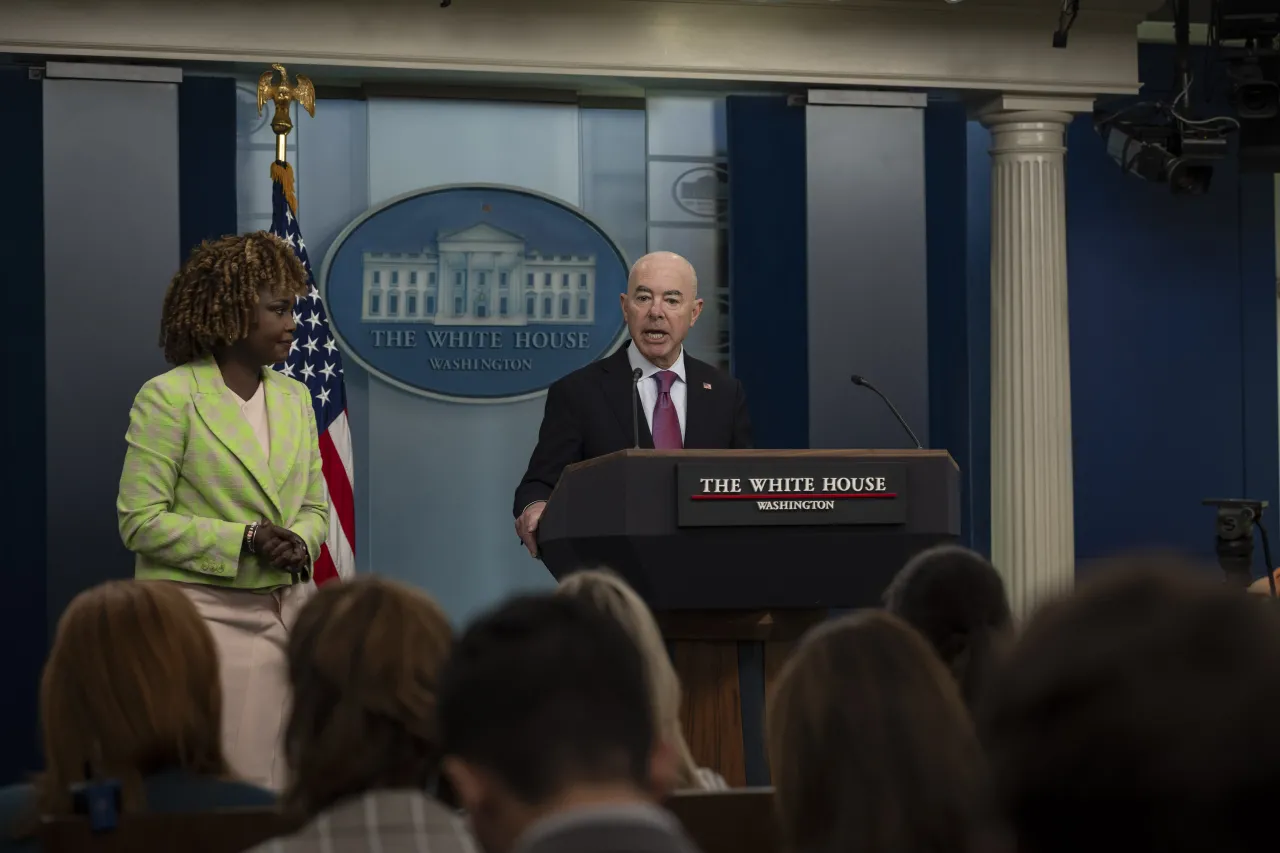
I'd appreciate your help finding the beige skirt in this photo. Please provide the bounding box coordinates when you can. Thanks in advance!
[174,581,313,792]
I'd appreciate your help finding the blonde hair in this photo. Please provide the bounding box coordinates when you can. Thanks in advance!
[27,581,228,830]
[555,569,705,789]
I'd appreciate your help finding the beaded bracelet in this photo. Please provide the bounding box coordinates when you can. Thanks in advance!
[244,521,261,555]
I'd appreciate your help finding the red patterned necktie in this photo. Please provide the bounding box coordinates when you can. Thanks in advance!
[652,370,683,450]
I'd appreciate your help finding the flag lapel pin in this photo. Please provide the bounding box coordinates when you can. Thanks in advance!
[703,382,712,390]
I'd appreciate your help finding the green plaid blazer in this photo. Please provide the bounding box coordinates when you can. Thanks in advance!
[117,357,329,590]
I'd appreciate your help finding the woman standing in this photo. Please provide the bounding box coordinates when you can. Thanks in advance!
[116,232,328,791]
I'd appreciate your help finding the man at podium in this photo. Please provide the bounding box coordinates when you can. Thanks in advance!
[513,251,753,556]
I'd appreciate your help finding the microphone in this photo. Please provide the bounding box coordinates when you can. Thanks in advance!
[632,368,644,448]
[850,374,923,449]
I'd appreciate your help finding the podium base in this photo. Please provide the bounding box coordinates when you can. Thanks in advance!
[657,609,827,787]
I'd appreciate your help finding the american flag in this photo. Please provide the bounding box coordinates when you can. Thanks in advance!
[269,161,355,585]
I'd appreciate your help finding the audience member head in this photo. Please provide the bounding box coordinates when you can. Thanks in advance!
[621,251,702,369]
[282,576,453,816]
[767,611,985,853]
[884,544,1013,706]
[439,594,662,853]
[35,580,227,817]
[159,231,308,367]
[978,555,1280,853]
[555,568,703,790]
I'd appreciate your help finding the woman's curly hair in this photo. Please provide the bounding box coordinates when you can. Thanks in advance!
[160,231,309,365]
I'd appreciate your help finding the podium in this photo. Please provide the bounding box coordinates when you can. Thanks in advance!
[539,448,961,786]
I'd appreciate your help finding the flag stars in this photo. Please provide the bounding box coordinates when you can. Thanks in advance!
[271,199,347,430]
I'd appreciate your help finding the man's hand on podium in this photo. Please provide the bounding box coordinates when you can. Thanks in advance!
[516,501,547,558]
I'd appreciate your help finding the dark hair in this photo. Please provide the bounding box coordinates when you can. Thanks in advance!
[978,556,1280,853]
[884,544,1013,707]
[438,594,653,804]
[767,611,986,853]
[159,231,309,365]
[282,577,453,816]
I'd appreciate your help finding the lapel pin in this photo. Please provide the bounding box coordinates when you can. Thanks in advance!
[703,382,712,390]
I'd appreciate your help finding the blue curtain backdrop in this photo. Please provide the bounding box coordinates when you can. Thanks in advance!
[726,95,809,450]
[0,64,47,786]
[1063,45,1278,568]
[924,99,977,548]
[179,75,237,258]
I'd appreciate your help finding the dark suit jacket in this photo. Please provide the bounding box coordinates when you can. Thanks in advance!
[513,342,753,515]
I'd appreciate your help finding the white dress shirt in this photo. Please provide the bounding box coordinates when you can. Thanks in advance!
[627,343,686,443]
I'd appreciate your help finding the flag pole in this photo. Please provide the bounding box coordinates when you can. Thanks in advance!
[261,62,353,585]
[257,63,316,206]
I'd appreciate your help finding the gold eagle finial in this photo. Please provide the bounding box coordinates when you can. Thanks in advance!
[256,64,315,158]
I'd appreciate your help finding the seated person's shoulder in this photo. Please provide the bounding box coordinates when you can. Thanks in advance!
[0,782,32,810]
[0,783,37,853]
[142,771,277,812]
[0,782,33,827]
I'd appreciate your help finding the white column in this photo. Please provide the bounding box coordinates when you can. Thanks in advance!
[980,99,1088,618]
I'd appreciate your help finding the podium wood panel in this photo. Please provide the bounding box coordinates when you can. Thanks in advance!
[664,610,824,786]
[672,640,746,788]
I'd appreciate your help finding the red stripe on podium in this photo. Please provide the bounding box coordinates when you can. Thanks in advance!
[690,493,898,500]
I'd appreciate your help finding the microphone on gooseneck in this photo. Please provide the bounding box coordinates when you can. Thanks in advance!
[850,374,923,449]
[632,368,644,449]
